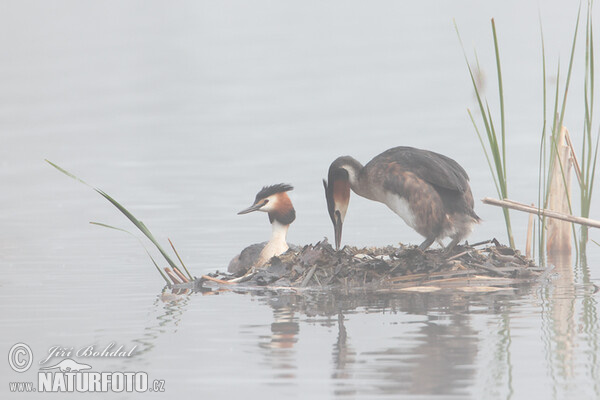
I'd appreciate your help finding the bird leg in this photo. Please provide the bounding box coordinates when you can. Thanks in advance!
[445,237,461,253]
[418,237,435,251]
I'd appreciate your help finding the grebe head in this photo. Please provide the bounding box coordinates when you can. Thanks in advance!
[238,183,296,225]
[323,157,357,250]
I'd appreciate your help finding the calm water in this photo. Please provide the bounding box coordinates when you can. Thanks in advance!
[1,1,599,399]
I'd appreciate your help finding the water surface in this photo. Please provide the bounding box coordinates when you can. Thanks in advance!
[1,1,599,399]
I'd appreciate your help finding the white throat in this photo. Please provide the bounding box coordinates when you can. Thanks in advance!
[344,166,360,188]
[343,165,370,199]
[255,220,290,267]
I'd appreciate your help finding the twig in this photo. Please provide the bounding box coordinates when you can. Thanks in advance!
[483,197,600,228]
[469,239,493,247]
[201,275,237,285]
[471,263,509,277]
[301,265,318,287]
[448,250,469,261]
[227,270,256,283]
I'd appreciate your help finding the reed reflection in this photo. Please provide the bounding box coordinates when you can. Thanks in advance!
[542,253,600,398]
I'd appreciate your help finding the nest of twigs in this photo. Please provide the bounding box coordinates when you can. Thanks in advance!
[184,238,544,293]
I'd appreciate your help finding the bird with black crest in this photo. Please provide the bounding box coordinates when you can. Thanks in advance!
[228,184,296,275]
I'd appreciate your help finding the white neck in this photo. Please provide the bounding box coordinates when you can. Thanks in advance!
[270,220,289,243]
[345,166,360,188]
[344,165,368,198]
[255,220,290,267]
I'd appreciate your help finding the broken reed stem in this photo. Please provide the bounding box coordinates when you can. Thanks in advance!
[172,267,189,283]
[168,238,194,280]
[526,204,535,259]
[164,268,182,285]
[483,197,600,228]
[546,126,574,256]
[564,132,583,185]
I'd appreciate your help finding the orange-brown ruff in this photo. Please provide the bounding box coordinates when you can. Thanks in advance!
[324,146,480,251]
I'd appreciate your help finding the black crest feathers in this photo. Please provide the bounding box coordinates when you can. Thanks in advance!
[254,183,294,203]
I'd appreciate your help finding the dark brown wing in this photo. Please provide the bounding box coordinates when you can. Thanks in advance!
[365,146,470,193]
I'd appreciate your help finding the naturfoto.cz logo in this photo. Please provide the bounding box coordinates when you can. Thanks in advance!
[7,342,165,393]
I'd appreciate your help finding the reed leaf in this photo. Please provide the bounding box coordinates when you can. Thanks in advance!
[455,19,515,248]
[537,18,548,264]
[46,160,185,279]
[168,238,193,280]
[578,1,598,262]
[90,222,171,285]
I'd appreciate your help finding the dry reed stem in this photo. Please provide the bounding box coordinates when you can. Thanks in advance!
[173,268,189,283]
[483,198,600,229]
[164,268,182,285]
[526,203,535,258]
[546,126,573,254]
[201,275,237,285]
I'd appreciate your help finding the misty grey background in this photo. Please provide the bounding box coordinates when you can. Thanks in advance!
[1,1,599,399]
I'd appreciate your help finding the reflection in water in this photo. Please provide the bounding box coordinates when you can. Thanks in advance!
[542,253,600,399]
[130,288,193,359]
[543,253,576,388]
[259,299,299,381]
[357,294,479,397]
[332,313,357,397]
[245,289,533,397]
[123,279,599,398]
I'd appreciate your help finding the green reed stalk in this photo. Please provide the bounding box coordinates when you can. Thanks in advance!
[580,2,599,263]
[456,19,515,248]
[536,7,582,264]
[537,17,548,264]
[90,222,171,285]
[46,160,188,283]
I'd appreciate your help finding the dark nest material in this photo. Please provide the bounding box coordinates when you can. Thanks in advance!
[183,238,546,293]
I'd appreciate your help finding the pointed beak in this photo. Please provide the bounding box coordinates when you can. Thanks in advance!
[237,202,264,215]
[334,211,343,251]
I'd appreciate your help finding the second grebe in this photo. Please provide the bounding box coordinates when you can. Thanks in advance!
[228,184,296,273]
[323,146,480,251]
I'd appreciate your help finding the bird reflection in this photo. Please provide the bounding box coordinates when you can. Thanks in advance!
[332,312,357,397]
[244,289,532,397]
[254,295,300,381]
[356,293,479,396]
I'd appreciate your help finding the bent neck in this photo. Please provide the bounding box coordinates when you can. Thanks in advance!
[341,157,366,196]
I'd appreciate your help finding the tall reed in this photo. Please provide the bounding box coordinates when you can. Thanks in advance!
[459,3,599,262]
[579,3,599,262]
[539,2,599,265]
[456,19,515,248]
[537,8,581,264]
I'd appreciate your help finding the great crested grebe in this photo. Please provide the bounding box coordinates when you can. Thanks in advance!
[323,146,480,251]
[228,184,296,274]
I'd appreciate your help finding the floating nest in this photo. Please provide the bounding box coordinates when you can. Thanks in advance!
[177,238,545,293]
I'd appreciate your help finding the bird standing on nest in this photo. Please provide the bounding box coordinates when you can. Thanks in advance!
[323,146,480,251]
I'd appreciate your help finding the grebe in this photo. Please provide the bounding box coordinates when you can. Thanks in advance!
[323,146,480,251]
[228,184,296,274]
